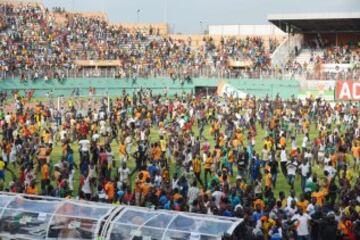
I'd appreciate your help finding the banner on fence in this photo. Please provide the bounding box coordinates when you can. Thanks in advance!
[217,80,248,98]
[335,81,360,100]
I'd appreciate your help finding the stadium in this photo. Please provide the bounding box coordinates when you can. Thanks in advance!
[0,0,360,239]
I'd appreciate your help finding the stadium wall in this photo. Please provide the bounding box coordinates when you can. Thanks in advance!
[0,78,300,99]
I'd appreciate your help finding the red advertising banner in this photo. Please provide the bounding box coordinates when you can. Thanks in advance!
[335,81,360,101]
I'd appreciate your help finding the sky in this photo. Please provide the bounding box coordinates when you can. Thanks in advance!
[41,0,360,33]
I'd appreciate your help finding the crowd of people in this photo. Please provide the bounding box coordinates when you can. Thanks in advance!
[2,3,360,82]
[284,36,360,80]
[1,2,360,240]
[0,2,276,81]
[0,88,359,239]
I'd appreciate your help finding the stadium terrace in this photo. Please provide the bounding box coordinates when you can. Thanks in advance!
[0,1,360,240]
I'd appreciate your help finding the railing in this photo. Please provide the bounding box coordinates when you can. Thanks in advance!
[1,67,360,81]
[271,34,304,69]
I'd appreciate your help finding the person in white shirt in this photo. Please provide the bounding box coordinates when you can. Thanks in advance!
[302,133,309,149]
[118,162,130,185]
[79,138,90,152]
[299,158,311,192]
[261,145,269,165]
[99,111,105,120]
[81,174,91,199]
[306,197,318,216]
[60,128,67,142]
[106,146,113,167]
[291,136,297,150]
[285,200,298,218]
[211,186,225,209]
[5,113,11,124]
[287,190,298,208]
[99,120,106,135]
[187,181,200,207]
[286,158,298,188]
[324,162,337,179]
[154,171,162,188]
[291,209,311,239]
[280,147,288,177]
[92,131,100,142]
[125,135,132,155]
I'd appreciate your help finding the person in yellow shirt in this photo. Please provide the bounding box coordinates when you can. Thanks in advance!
[264,168,272,190]
[42,130,51,144]
[259,216,275,239]
[192,156,203,186]
[264,136,272,151]
[0,158,5,182]
[159,136,167,155]
[204,152,212,187]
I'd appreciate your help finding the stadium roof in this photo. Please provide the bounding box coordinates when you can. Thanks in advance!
[268,12,360,33]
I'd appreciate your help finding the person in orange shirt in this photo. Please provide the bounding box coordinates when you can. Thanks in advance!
[330,152,337,167]
[296,194,309,213]
[134,172,144,205]
[279,134,286,149]
[118,140,127,163]
[351,142,359,170]
[264,168,272,190]
[104,180,115,203]
[151,143,161,162]
[234,129,244,145]
[29,124,37,135]
[173,188,182,202]
[26,181,38,195]
[140,177,152,205]
[253,197,265,211]
[311,186,327,206]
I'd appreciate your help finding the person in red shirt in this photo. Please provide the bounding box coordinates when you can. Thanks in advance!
[99,147,108,180]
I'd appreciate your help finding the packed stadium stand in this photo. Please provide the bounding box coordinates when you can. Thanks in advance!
[0,1,278,82]
[269,13,360,81]
[1,2,359,98]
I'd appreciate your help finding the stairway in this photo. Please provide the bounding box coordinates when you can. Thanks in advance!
[293,48,324,69]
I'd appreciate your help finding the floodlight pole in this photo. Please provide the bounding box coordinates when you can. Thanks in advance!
[137,9,140,23]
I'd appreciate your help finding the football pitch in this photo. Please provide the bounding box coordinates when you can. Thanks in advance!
[3,115,355,199]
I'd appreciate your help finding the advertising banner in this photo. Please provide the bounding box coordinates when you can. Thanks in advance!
[217,80,248,98]
[335,81,360,101]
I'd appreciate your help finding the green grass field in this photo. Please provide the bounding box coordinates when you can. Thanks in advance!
[2,119,356,199]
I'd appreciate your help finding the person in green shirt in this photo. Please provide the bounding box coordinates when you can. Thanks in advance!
[59,180,72,198]
[305,175,318,193]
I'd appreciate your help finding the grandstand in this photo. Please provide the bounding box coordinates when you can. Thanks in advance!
[0,2,358,98]
[269,13,360,79]
[0,2,359,99]
[1,1,360,240]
